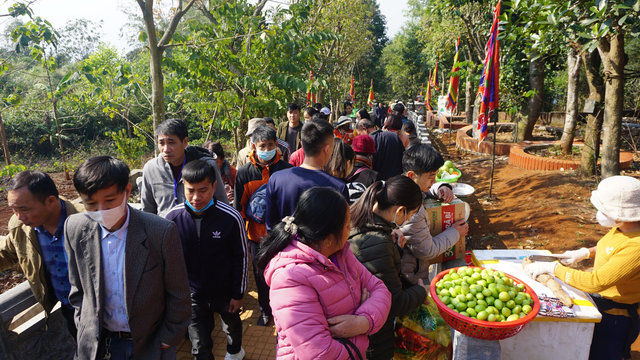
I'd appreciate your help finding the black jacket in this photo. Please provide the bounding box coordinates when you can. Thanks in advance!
[166,200,249,300]
[370,129,405,181]
[349,214,427,360]
[346,162,379,187]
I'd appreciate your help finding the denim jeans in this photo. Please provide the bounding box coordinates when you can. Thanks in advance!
[250,241,272,317]
[189,294,243,360]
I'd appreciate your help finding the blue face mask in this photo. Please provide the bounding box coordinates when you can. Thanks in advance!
[257,148,277,161]
[185,198,215,213]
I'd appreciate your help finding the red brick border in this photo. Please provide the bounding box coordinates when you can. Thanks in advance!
[509,143,634,171]
[438,114,471,130]
[456,124,513,156]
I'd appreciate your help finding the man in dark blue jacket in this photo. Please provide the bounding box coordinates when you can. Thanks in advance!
[166,160,249,360]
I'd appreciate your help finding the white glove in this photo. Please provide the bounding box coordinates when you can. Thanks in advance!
[524,262,558,279]
[551,248,590,265]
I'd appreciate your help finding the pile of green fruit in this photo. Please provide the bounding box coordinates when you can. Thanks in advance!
[435,267,534,322]
[436,160,459,180]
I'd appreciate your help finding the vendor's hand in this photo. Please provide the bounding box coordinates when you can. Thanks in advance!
[229,299,243,313]
[360,287,370,305]
[417,278,429,294]
[451,219,469,237]
[327,315,370,338]
[551,248,590,265]
[524,262,558,279]
[391,229,407,248]
[438,186,455,203]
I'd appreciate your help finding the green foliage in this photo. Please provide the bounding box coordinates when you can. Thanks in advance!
[107,128,150,169]
[0,163,31,178]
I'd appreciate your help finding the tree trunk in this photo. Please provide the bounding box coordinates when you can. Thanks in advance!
[598,34,627,179]
[0,112,10,166]
[579,50,605,177]
[560,48,582,155]
[465,75,474,124]
[521,54,546,141]
[136,0,196,152]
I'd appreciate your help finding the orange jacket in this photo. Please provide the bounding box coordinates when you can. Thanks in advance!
[234,149,292,242]
[334,129,355,146]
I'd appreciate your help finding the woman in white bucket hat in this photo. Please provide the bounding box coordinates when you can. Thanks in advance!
[524,176,640,360]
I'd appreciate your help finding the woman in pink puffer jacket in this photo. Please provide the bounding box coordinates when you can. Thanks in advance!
[258,187,392,359]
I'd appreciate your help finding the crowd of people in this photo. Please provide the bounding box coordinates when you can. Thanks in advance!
[1,99,638,360]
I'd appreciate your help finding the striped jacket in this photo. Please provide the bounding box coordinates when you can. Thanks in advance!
[166,200,249,300]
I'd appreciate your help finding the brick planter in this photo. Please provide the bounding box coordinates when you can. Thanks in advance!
[456,124,513,156]
[509,143,634,171]
[438,114,471,130]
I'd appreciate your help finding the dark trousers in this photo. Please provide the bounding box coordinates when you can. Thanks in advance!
[189,294,242,360]
[60,304,78,341]
[589,311,640,360]
[250,241,271,317]
[99,330,176,360]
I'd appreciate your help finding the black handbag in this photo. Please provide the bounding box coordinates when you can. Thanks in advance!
[336,338,364,360]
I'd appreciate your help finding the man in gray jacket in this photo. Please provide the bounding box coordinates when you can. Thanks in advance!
[399,144,468,284]
[65,156,190,360]
[140,119,228,217]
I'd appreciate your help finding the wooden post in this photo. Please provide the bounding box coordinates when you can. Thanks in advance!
[0,113,11,166]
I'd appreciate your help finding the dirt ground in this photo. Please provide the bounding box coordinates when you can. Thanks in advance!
[430,131,640,358]
[2,136,640,356]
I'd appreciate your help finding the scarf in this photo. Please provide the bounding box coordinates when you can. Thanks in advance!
[355,155,373,169]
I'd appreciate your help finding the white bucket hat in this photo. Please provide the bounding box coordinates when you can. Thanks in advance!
[590,176,640,222]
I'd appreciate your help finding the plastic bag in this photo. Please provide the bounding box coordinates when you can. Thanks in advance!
[394,297,452,360]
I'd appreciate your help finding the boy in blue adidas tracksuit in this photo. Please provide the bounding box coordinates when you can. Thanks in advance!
[166,160,249,360]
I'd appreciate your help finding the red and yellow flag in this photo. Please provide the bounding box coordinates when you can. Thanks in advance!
[349,75,355,107]
[476,2,501,145]
[426,73,433,111]
[446,37,461,111]
[430,59,440,92]
[306,70,316,107]
[367,79,375,107]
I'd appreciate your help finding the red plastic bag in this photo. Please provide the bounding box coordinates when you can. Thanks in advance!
[393,298,452,360]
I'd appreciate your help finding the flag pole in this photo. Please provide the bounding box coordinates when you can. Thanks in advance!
[488,111,497,198]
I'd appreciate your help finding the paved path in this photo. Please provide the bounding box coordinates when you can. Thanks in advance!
[175,261,278,360]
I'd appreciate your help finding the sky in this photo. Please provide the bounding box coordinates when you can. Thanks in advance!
[0,0,409,53]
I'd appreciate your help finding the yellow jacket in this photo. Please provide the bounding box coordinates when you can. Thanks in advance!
[554,227,640,316]
[0,199,83,319]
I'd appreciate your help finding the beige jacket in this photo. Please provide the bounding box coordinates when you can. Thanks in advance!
[0,199,83,318]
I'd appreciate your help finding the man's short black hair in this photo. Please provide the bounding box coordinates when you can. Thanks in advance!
[263,117,275,125]
[7,170,58,203]
[313,103,322,111]
[393,103,405,114]
[311,113,326,121]
[402,144,445,175]
[304,107,318,117]
[301,119,334,157]
[156,118,188,141]
[402,120,416,134]
[252,125,277,143]
[287,103,300,112]
[182,160,216,185]
[74,156,130,198]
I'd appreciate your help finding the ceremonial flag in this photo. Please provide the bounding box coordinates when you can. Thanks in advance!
[367,79,375,107]
[476,2,501,145]
[426,73,433,111]
[446,37,461,111]
[420,83,424,97]
[349,75,355,106]
[430,59,440,91]
[306,70,316,106]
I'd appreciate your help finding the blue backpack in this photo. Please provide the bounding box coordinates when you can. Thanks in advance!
[246,183,268,224]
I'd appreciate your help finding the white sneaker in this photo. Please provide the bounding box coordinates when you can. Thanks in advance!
[224,348,245,360]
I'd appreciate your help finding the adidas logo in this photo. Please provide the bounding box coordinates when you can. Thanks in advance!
[212,231,221,239]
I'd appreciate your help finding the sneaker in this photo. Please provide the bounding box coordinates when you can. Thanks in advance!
[257,313,271,326]
[225,348,245,360]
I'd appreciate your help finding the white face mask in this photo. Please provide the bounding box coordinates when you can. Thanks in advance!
[596,211,621,228]
[391,208,409,229]
[85,193,128,230]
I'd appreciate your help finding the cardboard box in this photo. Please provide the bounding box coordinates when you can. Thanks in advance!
[424,197,468,263]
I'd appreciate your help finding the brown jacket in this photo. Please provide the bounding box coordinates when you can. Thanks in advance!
[276,121,303,151]
[0,199,84,319]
